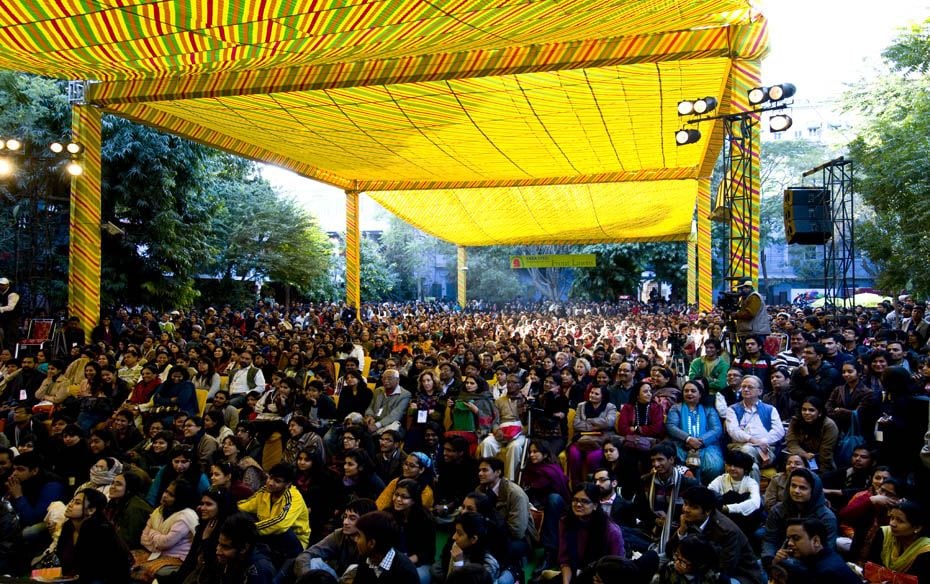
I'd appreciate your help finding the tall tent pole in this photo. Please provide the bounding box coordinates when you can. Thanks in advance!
[457,246,467,308]
[69,104,102,340]
[687,222,697,306]
[345,190,361,320]
[697,177,713,312]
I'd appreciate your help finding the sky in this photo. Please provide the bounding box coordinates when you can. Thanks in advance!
[262,0,930,233]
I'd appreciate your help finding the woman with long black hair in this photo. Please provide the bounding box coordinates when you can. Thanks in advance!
[294,445,340,544]
[146,445,211,506]
[339,447,386,508]
[431,512,505,584]
[388,478,437,584]
[106,471,154,549]
[160,487,236,584]
[192,356,221,398]
[57,488,133,583]
[558,482,624,584]
[785,395,839,473]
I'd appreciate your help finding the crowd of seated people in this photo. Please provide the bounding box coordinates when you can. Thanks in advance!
[0,298,927,583]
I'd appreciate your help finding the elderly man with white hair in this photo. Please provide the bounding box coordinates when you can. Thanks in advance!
[364,368,411,436]
[725,374,785,480]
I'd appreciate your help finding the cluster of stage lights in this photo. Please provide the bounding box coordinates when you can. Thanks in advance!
[50,141,86,176]
[675,83,797,145]
[0,139,86,178]
[0,138,84,178]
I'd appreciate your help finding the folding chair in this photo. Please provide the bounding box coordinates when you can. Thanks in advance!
[15,318,55,358]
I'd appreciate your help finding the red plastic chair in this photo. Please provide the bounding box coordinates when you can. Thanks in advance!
[15,318,55,358]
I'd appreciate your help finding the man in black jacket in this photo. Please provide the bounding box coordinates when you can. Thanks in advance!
[433,435,478,517]
[668,486,763,584]
[771,518,862,584]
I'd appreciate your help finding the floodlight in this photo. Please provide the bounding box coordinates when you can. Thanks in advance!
[0,158,12,177]
[50,142,64,153]
[748,86,767,105]
[675,129,701,145]
[66,142,84,155]
[769,114,793,132]
[768,83,796,101]
[66,161,84,176]
[677,100,695,116]
[693,97,717,115]
[4,139,21,151]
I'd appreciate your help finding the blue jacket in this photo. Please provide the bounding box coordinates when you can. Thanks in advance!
[12,475,65,525]
[152,380,197,416]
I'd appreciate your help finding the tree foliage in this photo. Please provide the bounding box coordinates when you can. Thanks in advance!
[0,72,335,311]
[845,19,930,295]
[0,72,71,311]
[570,242,687,300]
[359,236,397,301]
[101,116,220,308]
[207,163,331,296]
[465,247,526,304]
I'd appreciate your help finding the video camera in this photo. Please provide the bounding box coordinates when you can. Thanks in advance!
[718,290,742,313]
[667,332,687,354]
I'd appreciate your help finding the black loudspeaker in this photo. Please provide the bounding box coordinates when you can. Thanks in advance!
[784,187,832,245]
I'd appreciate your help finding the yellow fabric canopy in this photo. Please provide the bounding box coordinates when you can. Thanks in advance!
[0,0,769,245]
[372,180,700,246]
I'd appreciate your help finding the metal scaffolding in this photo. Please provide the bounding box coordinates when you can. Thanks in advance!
[803,157,855,306]
[712,113,757,289]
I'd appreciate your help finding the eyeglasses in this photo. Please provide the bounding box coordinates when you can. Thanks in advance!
[392,492,412,500]
[672,553,691,567]
[571,497,594,506]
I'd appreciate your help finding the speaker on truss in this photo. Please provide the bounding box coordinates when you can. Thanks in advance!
[784,187,832,245]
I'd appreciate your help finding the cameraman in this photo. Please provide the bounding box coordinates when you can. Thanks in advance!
[732,280,771,349]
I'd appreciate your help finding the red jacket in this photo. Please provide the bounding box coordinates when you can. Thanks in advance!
[616,402,665,437]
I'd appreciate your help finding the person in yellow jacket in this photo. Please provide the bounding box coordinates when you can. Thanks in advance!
[237,462,310,562]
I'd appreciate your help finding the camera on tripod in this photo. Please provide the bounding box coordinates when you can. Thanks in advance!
[718,290,741,313]
[668,332,686,354]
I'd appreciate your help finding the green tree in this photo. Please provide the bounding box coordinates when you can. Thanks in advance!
[466,246,526,304]
[0,73,72,311]
[360,236,397,301]
[207,164,331,299]
[569,242,686,301]
[568,243,640,300]
[844,19,930,294]
[101,116,223,308]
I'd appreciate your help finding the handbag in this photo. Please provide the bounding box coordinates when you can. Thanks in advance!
[575,431,606,450]
[836,411,866,463]
[863,561,918,584]
[685,448,702,468]
[623,434,657,451]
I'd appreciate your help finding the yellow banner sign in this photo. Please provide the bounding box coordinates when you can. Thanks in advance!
[509,254,597,269]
